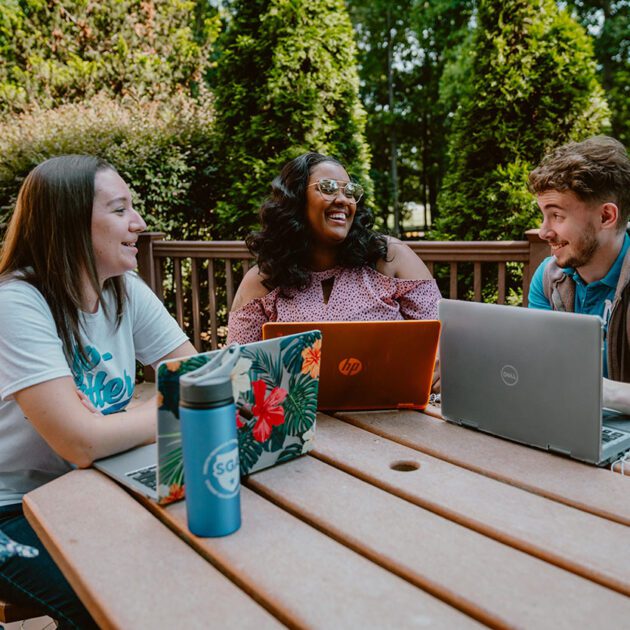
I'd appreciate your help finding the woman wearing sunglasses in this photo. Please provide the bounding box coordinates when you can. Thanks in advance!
[228,152,441,347]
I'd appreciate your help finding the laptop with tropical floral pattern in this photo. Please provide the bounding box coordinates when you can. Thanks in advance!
[154,331,321,504]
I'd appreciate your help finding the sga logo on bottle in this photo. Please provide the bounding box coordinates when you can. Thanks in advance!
[202,439,240,499]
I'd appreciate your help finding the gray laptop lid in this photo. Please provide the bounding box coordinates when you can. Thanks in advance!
[438,300,604,463]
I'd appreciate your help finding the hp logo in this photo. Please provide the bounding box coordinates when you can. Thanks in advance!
[338,357,363,376]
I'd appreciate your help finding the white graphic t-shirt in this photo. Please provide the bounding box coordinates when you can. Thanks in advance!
[0,272,188,506]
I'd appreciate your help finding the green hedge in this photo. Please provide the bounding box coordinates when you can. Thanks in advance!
[0,93,218,240]
[0,0,219,115]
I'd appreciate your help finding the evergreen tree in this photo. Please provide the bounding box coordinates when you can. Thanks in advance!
[212,0,371,238]
[433,0,609,241]
[567,0,629,146]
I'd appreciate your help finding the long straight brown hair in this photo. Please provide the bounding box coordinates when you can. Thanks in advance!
[0,155,127,361]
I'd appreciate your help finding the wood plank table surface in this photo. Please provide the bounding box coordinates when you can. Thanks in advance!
[23,410,630,629]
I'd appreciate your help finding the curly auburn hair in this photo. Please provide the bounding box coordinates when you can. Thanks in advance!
[246,152,388,291]
[528,136,630,231]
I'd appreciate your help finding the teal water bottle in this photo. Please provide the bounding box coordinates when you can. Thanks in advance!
[179,346,241,537]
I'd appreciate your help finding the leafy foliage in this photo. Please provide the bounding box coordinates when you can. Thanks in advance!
[238,428,264,474]
[433,0,610,241]
[276,442,304,463]
[567,0,629,146]
[0,94,217,239]
[284,372,318,435]
[212,0,372,238]
[349,0,474,230]
[241,345,283,391]
[280,332,320,373]
[159,441,184,488]
[0,0,220,114]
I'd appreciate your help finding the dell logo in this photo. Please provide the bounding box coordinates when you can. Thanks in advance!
[338,357,363,376]
[500,365,519,386]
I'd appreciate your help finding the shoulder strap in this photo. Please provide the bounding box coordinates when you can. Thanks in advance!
[614,248,630,302]
[542,260,572,312]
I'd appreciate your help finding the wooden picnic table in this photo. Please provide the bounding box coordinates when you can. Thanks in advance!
[23,409,630,629]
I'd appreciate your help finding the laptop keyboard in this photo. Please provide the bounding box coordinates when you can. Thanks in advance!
[602,428,628,444]
[126,465,157,491]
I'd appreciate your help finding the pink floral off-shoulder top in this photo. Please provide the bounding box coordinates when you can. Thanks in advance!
[227,265,441,344]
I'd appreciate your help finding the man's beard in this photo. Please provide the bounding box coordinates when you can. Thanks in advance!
[557,223,599,269]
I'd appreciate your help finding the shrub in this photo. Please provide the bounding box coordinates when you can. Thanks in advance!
[0,93,217,240]
[0,0,219,114]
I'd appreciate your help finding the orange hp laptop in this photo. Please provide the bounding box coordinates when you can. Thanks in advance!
[262,320,440,411]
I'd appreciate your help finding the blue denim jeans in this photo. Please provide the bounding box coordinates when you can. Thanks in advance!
[0,503,97,629]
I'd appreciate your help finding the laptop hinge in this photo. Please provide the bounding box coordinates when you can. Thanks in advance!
[398,402,423,410]
[547,444,571,457]
[461,419,479,430]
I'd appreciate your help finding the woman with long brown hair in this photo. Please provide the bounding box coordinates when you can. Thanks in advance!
[0,155,195,627]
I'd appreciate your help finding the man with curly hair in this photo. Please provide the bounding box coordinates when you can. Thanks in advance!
[528,135,630,411]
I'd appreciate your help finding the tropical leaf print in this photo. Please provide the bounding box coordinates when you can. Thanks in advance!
[241,346,283,389]
[159,443,184,488]
[283,372,318,435]
[157,354,211,417]
[276,442,304,464]
[262,425,286,453]
[280,332,321,373]
[238,428,264,475]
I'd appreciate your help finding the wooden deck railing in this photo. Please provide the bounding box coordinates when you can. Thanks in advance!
[136,230,550,353]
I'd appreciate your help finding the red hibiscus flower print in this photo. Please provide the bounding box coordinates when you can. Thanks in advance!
[251,379,287,442]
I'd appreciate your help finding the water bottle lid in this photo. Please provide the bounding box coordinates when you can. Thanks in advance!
[179,345,241,406]
[180,374,234,406]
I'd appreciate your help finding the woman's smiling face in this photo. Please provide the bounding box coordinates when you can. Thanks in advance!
[305,161,357,248]
[91,168,147,284]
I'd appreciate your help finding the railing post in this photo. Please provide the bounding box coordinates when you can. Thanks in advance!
[136,232,165,384]
[136,232,165,293]
[524,229,550,306]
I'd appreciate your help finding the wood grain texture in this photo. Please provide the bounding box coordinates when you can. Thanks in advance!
[23,470,279,630]
[335,410,630,525]
[152,486,479,629]
[311,416,630,596]
[247,454,630,629]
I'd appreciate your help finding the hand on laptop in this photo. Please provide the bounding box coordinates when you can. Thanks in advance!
[603,377,630,415]
[431,356,441,393]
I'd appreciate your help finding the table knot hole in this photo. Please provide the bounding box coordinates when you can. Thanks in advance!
[390,460,420,472]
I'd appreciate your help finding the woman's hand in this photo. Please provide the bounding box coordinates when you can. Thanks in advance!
[602,377,630,415]
[431,356,441,393]
[76,390,101,415]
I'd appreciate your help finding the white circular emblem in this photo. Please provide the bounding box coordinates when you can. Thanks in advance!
[500,365,519,386]
[202,438,240,499]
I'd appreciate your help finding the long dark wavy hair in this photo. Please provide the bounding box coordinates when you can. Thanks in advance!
[246,152,388,291]
[0,155,127,361]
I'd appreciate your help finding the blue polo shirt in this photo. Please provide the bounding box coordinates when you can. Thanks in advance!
[528,234,630,376]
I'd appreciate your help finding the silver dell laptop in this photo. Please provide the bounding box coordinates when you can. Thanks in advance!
[438,299,630,466]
